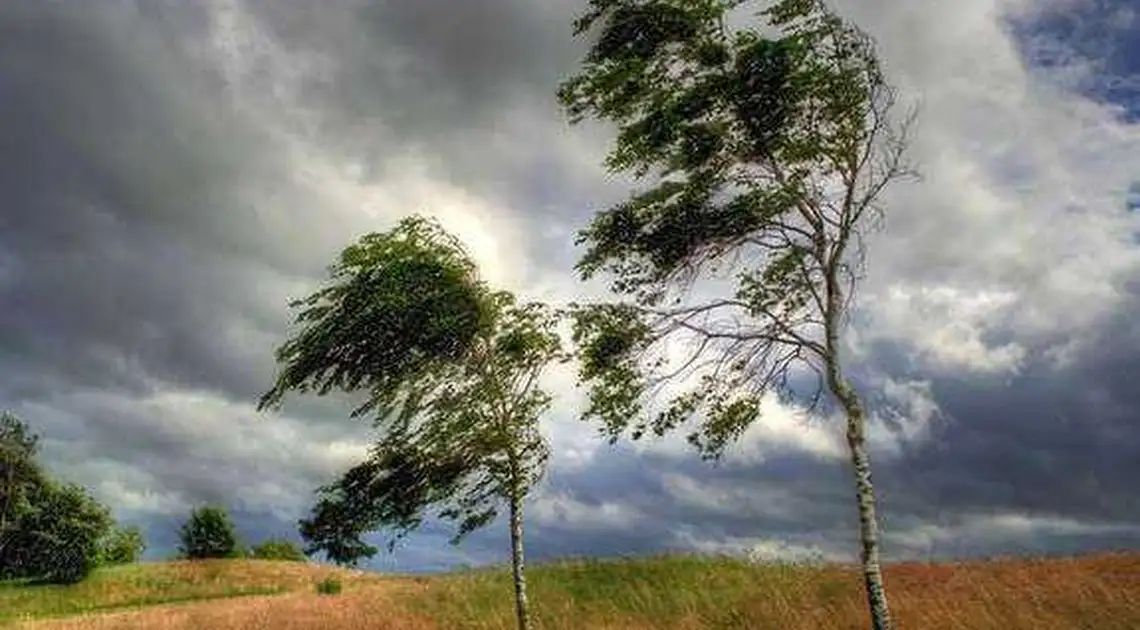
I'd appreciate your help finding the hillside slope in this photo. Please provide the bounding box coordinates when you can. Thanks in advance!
[3,552,1138,629]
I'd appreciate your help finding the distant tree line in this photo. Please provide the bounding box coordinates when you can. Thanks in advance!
[175,504,306,562]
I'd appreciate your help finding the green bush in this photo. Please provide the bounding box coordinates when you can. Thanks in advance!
[315,577,342,595]
[178,505,238,560]
[250,538,307,562]
[98,525,146,566]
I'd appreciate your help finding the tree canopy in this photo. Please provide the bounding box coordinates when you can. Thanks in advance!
[259,216,562,547]
[258,215,497,421]
[292,292,566,565]
[178,505,239,560]
[558,0,916,459]
[1,412,121,584]
[262,217,565,630]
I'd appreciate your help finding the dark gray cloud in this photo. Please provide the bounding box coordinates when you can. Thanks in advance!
[1005,0,1140,121]
[0,0,329,404]
[234,0,620,280]
[875,293,1140,527]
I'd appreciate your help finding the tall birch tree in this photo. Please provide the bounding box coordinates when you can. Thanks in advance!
[557,1,917,628]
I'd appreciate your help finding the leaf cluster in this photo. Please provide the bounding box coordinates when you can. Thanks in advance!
[98,525,147,565]
[258,215,496,417]
[248,538,307,562]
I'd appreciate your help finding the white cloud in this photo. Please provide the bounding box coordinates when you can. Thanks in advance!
[23,386,374,519]
[672,529,841,564]
[529,492,646,532]
[824,0,1140,378]
[886,512,1140,554]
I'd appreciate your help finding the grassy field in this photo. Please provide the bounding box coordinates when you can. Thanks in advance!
[1,552,1137,629]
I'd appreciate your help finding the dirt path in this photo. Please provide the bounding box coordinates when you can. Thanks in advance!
[11,581,434,630]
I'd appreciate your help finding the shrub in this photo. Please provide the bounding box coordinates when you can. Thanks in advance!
[250,538,307,562]
[316,577,342,595]
[178,505,238,560]
[98,525,146,566]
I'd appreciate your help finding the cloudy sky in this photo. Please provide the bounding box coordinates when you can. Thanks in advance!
[2,0,1139,573]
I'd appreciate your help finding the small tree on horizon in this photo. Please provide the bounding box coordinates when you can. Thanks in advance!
[98,524,147,566]
[249,538,307,562]
[558,1,918,629]
[260,216,566,630]
[178,505,239,560]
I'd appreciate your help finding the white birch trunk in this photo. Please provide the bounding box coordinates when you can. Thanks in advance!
[508,488,531,630]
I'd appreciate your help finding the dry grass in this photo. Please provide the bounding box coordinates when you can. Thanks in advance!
[3,552,1138,629]
[406,551,1140,630]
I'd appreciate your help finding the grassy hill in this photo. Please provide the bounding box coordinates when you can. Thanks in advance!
[1,552,1137,629]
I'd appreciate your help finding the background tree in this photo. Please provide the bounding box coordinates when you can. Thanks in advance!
[178,505,239,560]
[0,411,47,568]
[98,524,147,566]
[260,216,566,630]
[1,412,114,584]
[249,538,307,562]
[558,1,917,628]
[12,480,113,584]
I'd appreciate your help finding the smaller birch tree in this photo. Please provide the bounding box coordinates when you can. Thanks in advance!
[259,216,565,630]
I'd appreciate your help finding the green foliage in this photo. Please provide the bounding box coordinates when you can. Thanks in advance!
[316,577,343,595]
[178,506,239,560]
[263,215,565,581]
[258,215,497,420]
[249,538,307,562]
[294,293,567,566]
[0,411,48,572]
[298,446,466,566]
[0,413,114,584]
[98,525,147,566]
[558,0,916,460]
[13,480,113,584]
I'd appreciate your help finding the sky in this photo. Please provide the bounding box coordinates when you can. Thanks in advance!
[1,0,1139,573]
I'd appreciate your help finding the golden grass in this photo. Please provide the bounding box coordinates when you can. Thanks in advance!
[405,551,1140,630]
[3,552,1138,629]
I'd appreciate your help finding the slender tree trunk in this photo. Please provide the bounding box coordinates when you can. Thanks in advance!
[507,487,532,630]
[824,271,893,630]
[835,380,893,630]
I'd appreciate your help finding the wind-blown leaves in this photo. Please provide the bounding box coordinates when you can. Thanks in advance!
[559,1,916,628]
[261,216,566,630]
[258,216,494,417]
[297,445,474,564]
[559,0,916,459]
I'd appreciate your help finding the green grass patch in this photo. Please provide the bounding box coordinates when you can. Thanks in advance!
[406,553,831,629]
[0,560,356,625]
